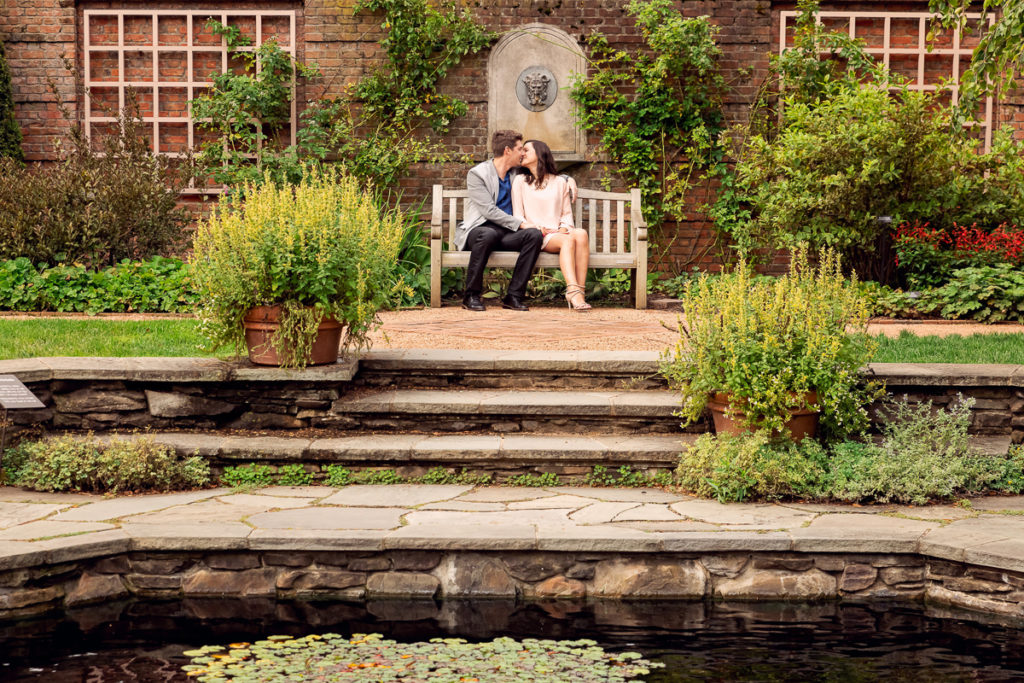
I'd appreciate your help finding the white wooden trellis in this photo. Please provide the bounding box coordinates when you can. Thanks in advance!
[779,10,996,151]
[83,9,297,193]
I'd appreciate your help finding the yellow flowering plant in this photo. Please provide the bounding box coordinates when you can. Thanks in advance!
[660,247,883,439]
[190,167,406,367]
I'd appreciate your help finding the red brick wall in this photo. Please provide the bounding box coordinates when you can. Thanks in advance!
[1,0,77,161]
[1,0,1018,274]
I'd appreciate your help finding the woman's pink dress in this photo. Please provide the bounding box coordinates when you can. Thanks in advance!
[511,175,579,247]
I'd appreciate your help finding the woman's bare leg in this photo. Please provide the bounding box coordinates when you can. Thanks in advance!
[572,230,590,286]
[542,233,580,288]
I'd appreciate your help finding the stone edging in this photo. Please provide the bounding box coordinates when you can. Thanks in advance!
[3,545,1024,623]
[1,353,1022,385]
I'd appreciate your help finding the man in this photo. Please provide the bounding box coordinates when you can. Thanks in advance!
[453,129,543,311]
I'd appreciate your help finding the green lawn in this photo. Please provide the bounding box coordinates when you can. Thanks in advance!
[0,318,220,360]
[872,331,1024,364]
[0,318,1021,364]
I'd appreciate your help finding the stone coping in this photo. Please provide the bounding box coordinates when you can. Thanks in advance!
[2,485,1023,574]
[104,432,696,462]
[1,352,1022,385]
[0,356,359,383]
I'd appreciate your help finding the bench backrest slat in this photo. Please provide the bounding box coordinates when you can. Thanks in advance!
[432,184,639,254]
[448,196,459,246]
[616,200,625,254]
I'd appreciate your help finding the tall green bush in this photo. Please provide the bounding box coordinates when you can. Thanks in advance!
[0,40,22,162]
[718,83,1024,280]
[0,90,192,265]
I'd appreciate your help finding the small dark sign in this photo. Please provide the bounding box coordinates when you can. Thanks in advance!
[0,375,45,410]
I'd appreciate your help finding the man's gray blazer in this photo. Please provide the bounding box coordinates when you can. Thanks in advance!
[453,160,523,250]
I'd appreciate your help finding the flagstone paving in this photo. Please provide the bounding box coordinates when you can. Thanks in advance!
[2,485,1024,573]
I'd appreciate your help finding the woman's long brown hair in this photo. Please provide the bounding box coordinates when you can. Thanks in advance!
[523,139,558,187]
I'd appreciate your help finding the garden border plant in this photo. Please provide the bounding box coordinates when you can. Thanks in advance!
[1,434,210,493]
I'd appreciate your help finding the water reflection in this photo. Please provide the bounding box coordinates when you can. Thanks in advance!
[2,599,1023,681]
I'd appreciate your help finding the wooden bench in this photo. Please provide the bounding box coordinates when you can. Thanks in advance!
[429,184,648,308]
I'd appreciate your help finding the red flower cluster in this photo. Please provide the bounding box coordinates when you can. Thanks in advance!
[895,222,1024,263]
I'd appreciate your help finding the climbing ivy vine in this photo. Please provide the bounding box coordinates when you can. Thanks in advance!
[928,0,1024,130]
[569,0,726,268]
[300,0,494,188]
[0,39,23,162]
[189,1,493,189]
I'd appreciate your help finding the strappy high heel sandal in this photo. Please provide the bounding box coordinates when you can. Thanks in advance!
[565,284,592,312]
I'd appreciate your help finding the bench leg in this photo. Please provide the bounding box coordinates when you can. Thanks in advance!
[430,238,442,308]
[635,259,647,309]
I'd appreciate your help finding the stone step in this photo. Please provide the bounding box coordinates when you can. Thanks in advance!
[322,388,688,434]
[94,431,1011,483]
[109,431,699,480]
[356,350,667,390]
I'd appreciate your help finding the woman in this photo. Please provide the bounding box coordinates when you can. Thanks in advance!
[511,139,591,311]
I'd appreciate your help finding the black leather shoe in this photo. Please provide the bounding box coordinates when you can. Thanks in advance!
[501,294,529,311]
[462,294,486,311]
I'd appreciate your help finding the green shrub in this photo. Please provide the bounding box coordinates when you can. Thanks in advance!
[0,40,23,162]
[724,86,958,263]
[0,256,200,313]
[275,464,313,486]
[0,91,192,266]
[991,445,1024,494]
[676,431,829,503]
[6,435,209,493]
[722,85,1024,283]
[826,396,1006,505]
[221,463,275,488]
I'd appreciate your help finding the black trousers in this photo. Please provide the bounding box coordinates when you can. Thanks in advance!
[463,221,543,298]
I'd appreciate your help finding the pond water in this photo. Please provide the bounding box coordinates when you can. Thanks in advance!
[2,598,1023,682]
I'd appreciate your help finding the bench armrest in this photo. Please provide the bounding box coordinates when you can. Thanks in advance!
[629,188,647,244]
[430,184,443,241]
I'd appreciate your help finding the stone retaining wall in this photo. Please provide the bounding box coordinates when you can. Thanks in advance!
[2,358,1022,443]
[3,550,1022,622]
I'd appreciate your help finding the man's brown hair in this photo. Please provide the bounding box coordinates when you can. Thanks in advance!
[491,129,522,158]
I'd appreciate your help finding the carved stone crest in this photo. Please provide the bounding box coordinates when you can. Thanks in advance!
[515,66,557,112]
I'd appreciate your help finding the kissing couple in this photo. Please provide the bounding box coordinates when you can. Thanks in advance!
[454,129,591,312]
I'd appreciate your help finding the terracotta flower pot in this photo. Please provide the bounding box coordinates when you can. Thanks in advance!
[242,305,343,366]
[707,391,819,442]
